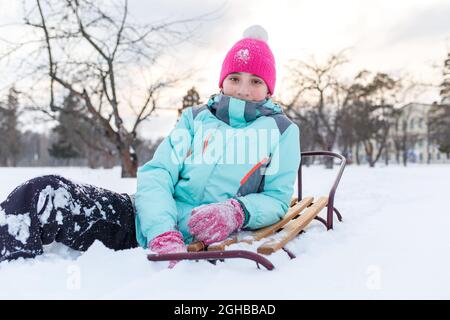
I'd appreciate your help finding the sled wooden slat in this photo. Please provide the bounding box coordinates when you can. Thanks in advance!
[257,196,329,255]
[207,237,240,251]
[290,196,298,207]
[249,196,314,241]
[187,241,205,252]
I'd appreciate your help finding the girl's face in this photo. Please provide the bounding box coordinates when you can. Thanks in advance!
[222,72,271,102]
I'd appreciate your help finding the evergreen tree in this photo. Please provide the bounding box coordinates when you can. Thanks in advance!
[345,72,397,167]
[428,103,450,155]
[49,92,119,167]
[427,53,450,156]
[48,92,84,160]
[0,87,21,166]
[179,87,202,118]
[440,52,450,105]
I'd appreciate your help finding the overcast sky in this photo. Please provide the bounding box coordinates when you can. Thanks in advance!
[1,0,449,138]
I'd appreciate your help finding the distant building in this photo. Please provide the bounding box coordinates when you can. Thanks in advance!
[393,103,449,164]
[350,103,450,165]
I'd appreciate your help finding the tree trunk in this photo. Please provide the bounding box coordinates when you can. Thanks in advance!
[120,146,138,178]
[364,141,374,167]
[355,143,360,165]
[384,144,389,166]
[324,143,334,169]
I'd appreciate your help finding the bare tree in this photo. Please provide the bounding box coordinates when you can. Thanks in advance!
[2,0,214,176]
[283,51,349,168]
[390,106,421,166]
[336,101,356,164]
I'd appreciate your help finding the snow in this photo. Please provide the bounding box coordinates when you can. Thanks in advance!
[36,184,85,225]
[0,210,31,245]
[0,164,449,299]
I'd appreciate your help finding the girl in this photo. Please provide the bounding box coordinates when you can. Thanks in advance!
[0,25,300,268]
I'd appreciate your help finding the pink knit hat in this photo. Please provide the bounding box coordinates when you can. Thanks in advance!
[219,25,276,95]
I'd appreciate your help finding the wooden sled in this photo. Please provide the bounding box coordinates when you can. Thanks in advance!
[148,151,346,270]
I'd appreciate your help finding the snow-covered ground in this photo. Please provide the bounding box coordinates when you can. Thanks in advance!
[0,164,449,299]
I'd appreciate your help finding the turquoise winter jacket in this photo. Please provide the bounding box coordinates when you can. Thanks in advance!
[134,93,301,247]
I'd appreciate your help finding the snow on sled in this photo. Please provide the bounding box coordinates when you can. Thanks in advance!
[147,151,346,270]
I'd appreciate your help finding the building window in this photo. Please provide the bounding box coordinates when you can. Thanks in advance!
[437,153,441,160]
[418,117,423,128]
[428,153,433,160]
[410,118,415,130]
[419,153,423,162]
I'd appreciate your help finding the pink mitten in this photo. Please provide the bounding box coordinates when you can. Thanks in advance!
[188,199,245,245]
[149,230,187,268]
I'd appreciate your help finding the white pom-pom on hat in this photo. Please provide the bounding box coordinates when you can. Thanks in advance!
[242,25,269,42]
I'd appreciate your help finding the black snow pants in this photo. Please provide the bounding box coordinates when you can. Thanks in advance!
[0,175,138,262]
